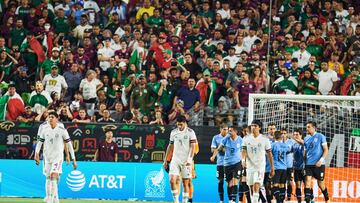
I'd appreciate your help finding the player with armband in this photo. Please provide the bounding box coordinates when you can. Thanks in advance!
[34,111,77,203]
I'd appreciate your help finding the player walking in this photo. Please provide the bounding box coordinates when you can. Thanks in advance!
[210,126,242,203]
[35,111,77,203]
[242,120,275,203]
[293,121,330,203]
[282,128,295,201]
[210,123,229,203]
[163,115,197,203]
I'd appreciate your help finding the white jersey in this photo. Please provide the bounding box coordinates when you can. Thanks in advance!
[170,127,197,164]
[38,123,70,162]
[242,134,271,172]
[42,74,68,95]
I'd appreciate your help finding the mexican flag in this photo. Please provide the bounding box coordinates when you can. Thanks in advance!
[0,93,25,121]
[29,91,52,114]
[129,48,141,70]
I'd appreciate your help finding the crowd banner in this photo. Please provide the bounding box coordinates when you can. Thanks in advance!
[0,121,218,163]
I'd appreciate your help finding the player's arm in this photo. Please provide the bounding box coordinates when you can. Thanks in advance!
[93,149,99,161]
[64,143,70,164]
[316,136,328,167]
[35,126,45,165]
[210,144,224,162]
[163,142,174,169]
[266,149,275,177]
[241,145,247,167]
[63,130,77,169]
[292,135,304,145]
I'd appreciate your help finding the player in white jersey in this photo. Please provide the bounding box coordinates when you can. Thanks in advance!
[163,115,197,203]
[37,119,69,202]
[35,112,77,203]
[241,120,274,203]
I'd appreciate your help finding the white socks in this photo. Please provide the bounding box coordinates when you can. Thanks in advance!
[49,178,58,203]
[171,190,179,203]
[182,192,189,203]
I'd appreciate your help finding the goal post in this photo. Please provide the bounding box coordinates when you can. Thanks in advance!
[248,94,360,202]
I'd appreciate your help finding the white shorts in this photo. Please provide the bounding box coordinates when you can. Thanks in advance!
[43,159,63,177]
[246,170,265,186]
[169,161,192,179]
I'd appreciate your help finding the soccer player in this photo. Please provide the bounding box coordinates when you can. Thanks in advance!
[242,120,275,203]
[238,125,251,203]
[282,128,295,201]
[272,130,288,203]
[291,129,305,203]
[210,123,229,203]
[210,126,242,203]
[35,111,77,203]
[264,123,276,203]
[293,121,330,203]
[163,115,197,203]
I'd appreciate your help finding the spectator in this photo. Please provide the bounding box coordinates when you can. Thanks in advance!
[58,105,73,122]
[29,81,52,114]
[135,0,154,21]
[110,101,124,122]
[17,105,38,122]
[97,109,115,123]
[129,74,155,115]
[40,47,60,80]
[63,63,82,102]
[72,108,91,123]
[292,41,311,68]
[251,66,267,93]
[298,69,319,95]
[234,72,256,126]
[10,19,28,48]
[0,83,25,121]
[79,70,103,116]
[42,66,68,98]
[318,62,339,95]
[97,38,115,72]
[273,67,298,94]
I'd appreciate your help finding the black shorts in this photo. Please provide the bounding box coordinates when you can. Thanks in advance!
[264,172,271,185]
[272,169,287,184]
[286,168,294,181]
[240,166,247,177]
[225,162,241,182]
[304,165,325,181]
[216,165,225,180]
[294,169,305,182]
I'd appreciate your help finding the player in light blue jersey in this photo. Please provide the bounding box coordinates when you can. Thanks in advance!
[291,129,305,203]
[211,126,242,203]
[238,125,251,203]
[293,121,330,203]
[264,123,276,203]
[282,128,295,201]
[272,131,288,203]
[210,123,229,203]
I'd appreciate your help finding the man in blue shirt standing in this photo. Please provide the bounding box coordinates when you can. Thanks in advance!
[292,128,305,203]
[211,126,243,203]
[293,121,330,203]
[272,130,289,203]
[210,123,229,203]
[282,128,295,201]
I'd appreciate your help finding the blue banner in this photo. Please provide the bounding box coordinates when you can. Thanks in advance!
[0,160,220,202]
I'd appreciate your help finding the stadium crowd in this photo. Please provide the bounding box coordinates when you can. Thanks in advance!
[0,0,359,126]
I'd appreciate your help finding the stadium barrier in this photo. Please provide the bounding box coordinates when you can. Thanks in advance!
[0,160,359,202]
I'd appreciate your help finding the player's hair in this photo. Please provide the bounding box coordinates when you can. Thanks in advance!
[268,122,276,127]
[293,128,303,138]
[48,111,59,118]
[306,120,317,128]
[251,119,263,129]
[280,127,287,132]
[219,123,228,129]
[176,114,187,123]
[274,130,282,140]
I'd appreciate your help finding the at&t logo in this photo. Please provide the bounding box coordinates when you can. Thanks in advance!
[66,170,86,192]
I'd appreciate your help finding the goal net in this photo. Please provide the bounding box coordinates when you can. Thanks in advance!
[248,94,360,203]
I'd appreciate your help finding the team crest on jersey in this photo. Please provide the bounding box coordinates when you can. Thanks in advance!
[55,134,59,138]
[184,135,188,139]
[237,143,240,148]
[314,138,318,142]
[258,143,262,148]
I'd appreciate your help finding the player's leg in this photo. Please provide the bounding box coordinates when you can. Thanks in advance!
[217,166,225,203]
[252,171,265,203]
[286,168,293,201]
[169,162,181,203]
[294,170,303,203]
[303,166,313,203]
[315,165,330,203]
[180,163,193,203]
[279,170,287,203]
[264,172,272,203]
[49,160,62,203]
[188,162,196,203]
[43,161,51,203]
[272,170,281,203]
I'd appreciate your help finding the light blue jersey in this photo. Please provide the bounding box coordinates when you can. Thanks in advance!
[285,139,295,168]
[304,132,327,166]
[292,143,305,170]
[221,135,242,166]
[265,135,274,173]
[272,141,288,170]
[211,134,226,166]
